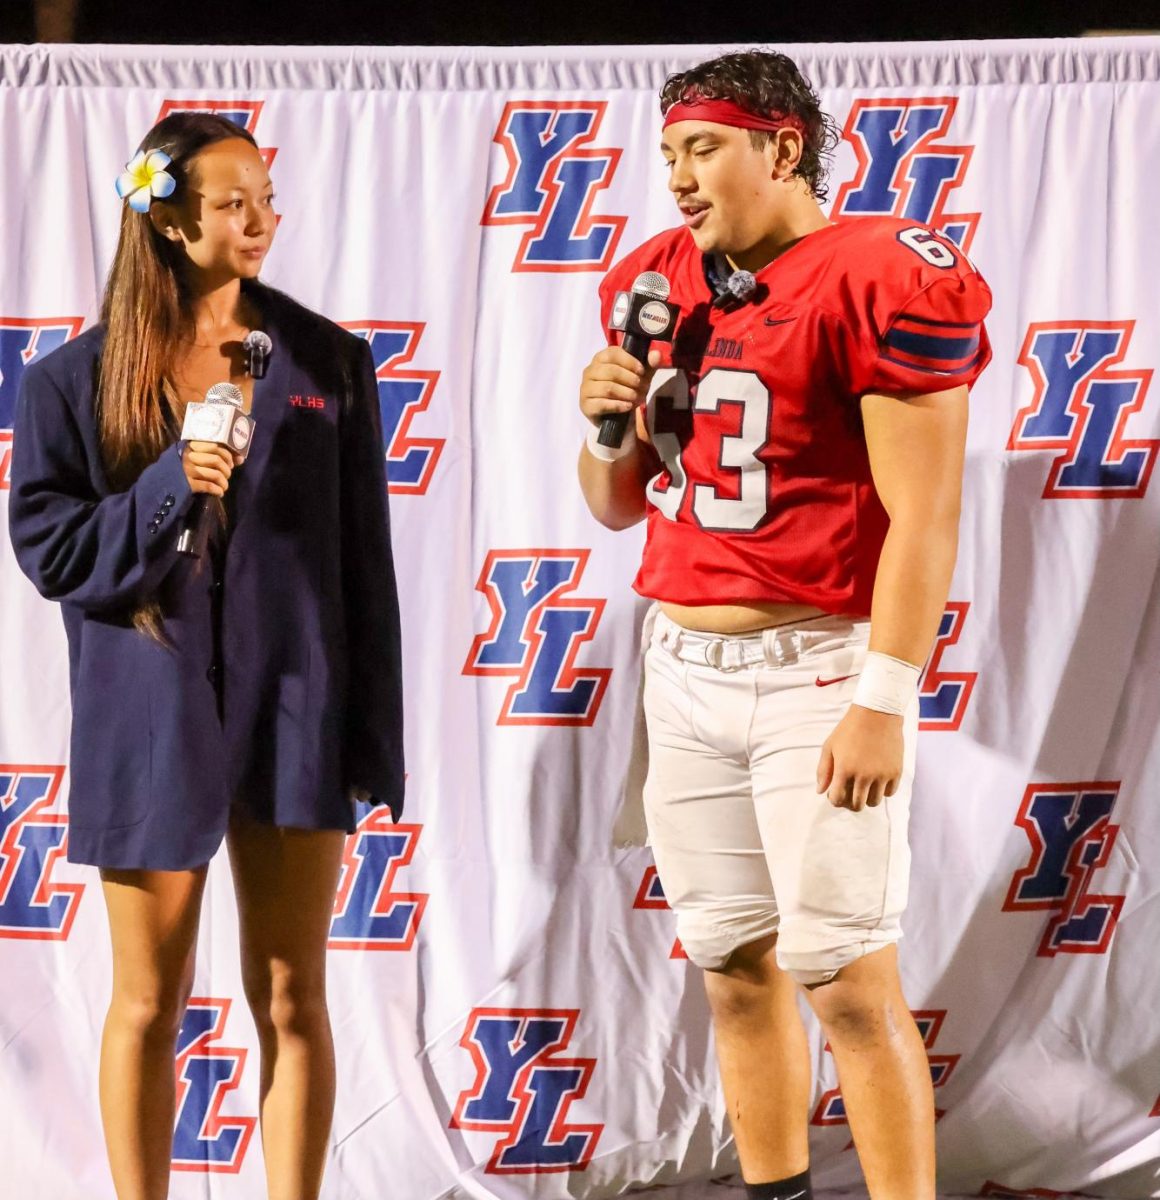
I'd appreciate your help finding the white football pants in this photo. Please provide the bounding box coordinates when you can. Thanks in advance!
[642,608,918,985]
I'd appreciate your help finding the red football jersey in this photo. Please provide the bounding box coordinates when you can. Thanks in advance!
[598,217,993,614]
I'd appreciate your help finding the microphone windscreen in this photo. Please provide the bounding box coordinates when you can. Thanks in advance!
[243,330,273,355]
[206,382,245,408]
[631,271,671,301]
[727,270,757,301]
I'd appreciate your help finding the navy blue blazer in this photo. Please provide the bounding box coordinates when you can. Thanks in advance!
[8,285,404,869]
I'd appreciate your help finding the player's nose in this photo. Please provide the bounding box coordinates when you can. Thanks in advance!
[668,162,695,194]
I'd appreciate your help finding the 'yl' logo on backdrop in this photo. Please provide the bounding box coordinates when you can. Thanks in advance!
[329,805,426,950]
[0,319,84,488]
[1003,782,1125,957]
[0,765,83,940]
[155,99,277,169]
[833,98,979,252]
[1008,321,1157,499]
[464,550,610,726]
[343,322,444,495]
[451,1008,603,1173]
[813,1010,959,1128]
[483,102,627,272]
[633,865,687,960]
[172,998,256,1173]
[919,602,977,731]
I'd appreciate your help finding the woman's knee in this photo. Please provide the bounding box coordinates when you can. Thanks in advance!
[243,962,329,1039]
[108,974,194,1042]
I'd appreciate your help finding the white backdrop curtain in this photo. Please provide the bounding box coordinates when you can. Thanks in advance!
[1,37,1159,1200]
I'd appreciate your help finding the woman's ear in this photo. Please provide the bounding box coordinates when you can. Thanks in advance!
[149,201,183,242]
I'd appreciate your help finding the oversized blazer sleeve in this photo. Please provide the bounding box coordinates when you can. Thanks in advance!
[8,338,196,612]
[340,336,405,816]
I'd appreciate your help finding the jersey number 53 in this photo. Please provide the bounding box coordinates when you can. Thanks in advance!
[645,367,772,533]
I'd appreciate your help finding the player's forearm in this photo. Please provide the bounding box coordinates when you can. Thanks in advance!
[577,441,649,530]
[867,509,960,668]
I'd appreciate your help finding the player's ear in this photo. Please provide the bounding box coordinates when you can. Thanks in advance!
[770,127,804,181]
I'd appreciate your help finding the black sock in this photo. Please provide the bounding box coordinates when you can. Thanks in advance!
[744,1169,813,1200]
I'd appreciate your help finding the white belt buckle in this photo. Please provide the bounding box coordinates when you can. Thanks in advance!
[705,638,747,672]
[660,625,683,656]
[759,625,799,669]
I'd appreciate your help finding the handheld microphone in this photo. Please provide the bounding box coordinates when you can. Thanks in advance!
[243,330,272,379]
[177,382,254,558]
[598,271,680,449]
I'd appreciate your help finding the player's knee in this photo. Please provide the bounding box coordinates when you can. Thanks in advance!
[704,973,776,1030]
[677,913,778,978]
[809,985,891,1048]
[804,955,908,1049]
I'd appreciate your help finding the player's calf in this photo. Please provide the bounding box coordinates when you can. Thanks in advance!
[804,948,936,1200]
[702,936,814,1200]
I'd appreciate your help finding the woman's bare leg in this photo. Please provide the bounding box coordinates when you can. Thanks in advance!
[99,865,208,1200]
[227,813,346,1200]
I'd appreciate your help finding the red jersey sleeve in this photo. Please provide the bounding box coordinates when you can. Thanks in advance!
[842,224,993,398]
[866,271,993,395]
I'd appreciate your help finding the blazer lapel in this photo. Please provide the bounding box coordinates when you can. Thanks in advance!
[229,309,292,528]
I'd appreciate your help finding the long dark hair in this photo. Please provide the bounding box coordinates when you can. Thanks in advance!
[98,112,258,638]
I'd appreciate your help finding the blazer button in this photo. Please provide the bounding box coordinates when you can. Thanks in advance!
[147,522,159,534]
[164,494,175,507]
[206,665,220,684]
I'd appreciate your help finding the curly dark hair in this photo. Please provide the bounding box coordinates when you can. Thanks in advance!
[660,50,840,201]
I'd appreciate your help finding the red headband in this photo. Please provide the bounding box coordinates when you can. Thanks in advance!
[661,97,806,136]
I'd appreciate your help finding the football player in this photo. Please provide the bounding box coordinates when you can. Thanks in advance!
[577,50,991,1200]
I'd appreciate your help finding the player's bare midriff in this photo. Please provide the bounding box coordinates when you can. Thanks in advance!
[658,600,831,635]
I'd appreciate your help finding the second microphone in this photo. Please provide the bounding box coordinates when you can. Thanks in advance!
[177,382,255,557]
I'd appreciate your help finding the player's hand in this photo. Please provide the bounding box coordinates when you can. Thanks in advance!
[182,441,236,497]
[815,705,905,812]
[579,346,663,426]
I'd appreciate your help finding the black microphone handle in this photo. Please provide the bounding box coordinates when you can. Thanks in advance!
[597,332,653,449]
[176,494,213,558]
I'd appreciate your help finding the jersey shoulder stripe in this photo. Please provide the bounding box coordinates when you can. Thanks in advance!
[885,322,982,368]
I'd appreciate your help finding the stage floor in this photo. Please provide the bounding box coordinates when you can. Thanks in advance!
[634,1185,973,1199]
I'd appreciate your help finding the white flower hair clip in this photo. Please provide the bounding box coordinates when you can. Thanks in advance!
[115,149,177,214]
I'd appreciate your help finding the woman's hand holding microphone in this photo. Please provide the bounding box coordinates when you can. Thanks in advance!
[182,442,242,497]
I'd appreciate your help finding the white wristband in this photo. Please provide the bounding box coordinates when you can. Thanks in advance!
[853,651,921,716]
[585,421,636,462]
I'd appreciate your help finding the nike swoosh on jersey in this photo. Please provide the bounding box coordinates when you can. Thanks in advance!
[763,316,798,326]
[815,674,856,687]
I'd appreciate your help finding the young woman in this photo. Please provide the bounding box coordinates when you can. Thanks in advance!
[8,112,404,1200]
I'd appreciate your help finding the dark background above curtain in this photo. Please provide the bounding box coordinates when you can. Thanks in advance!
[3,0,1160,45]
